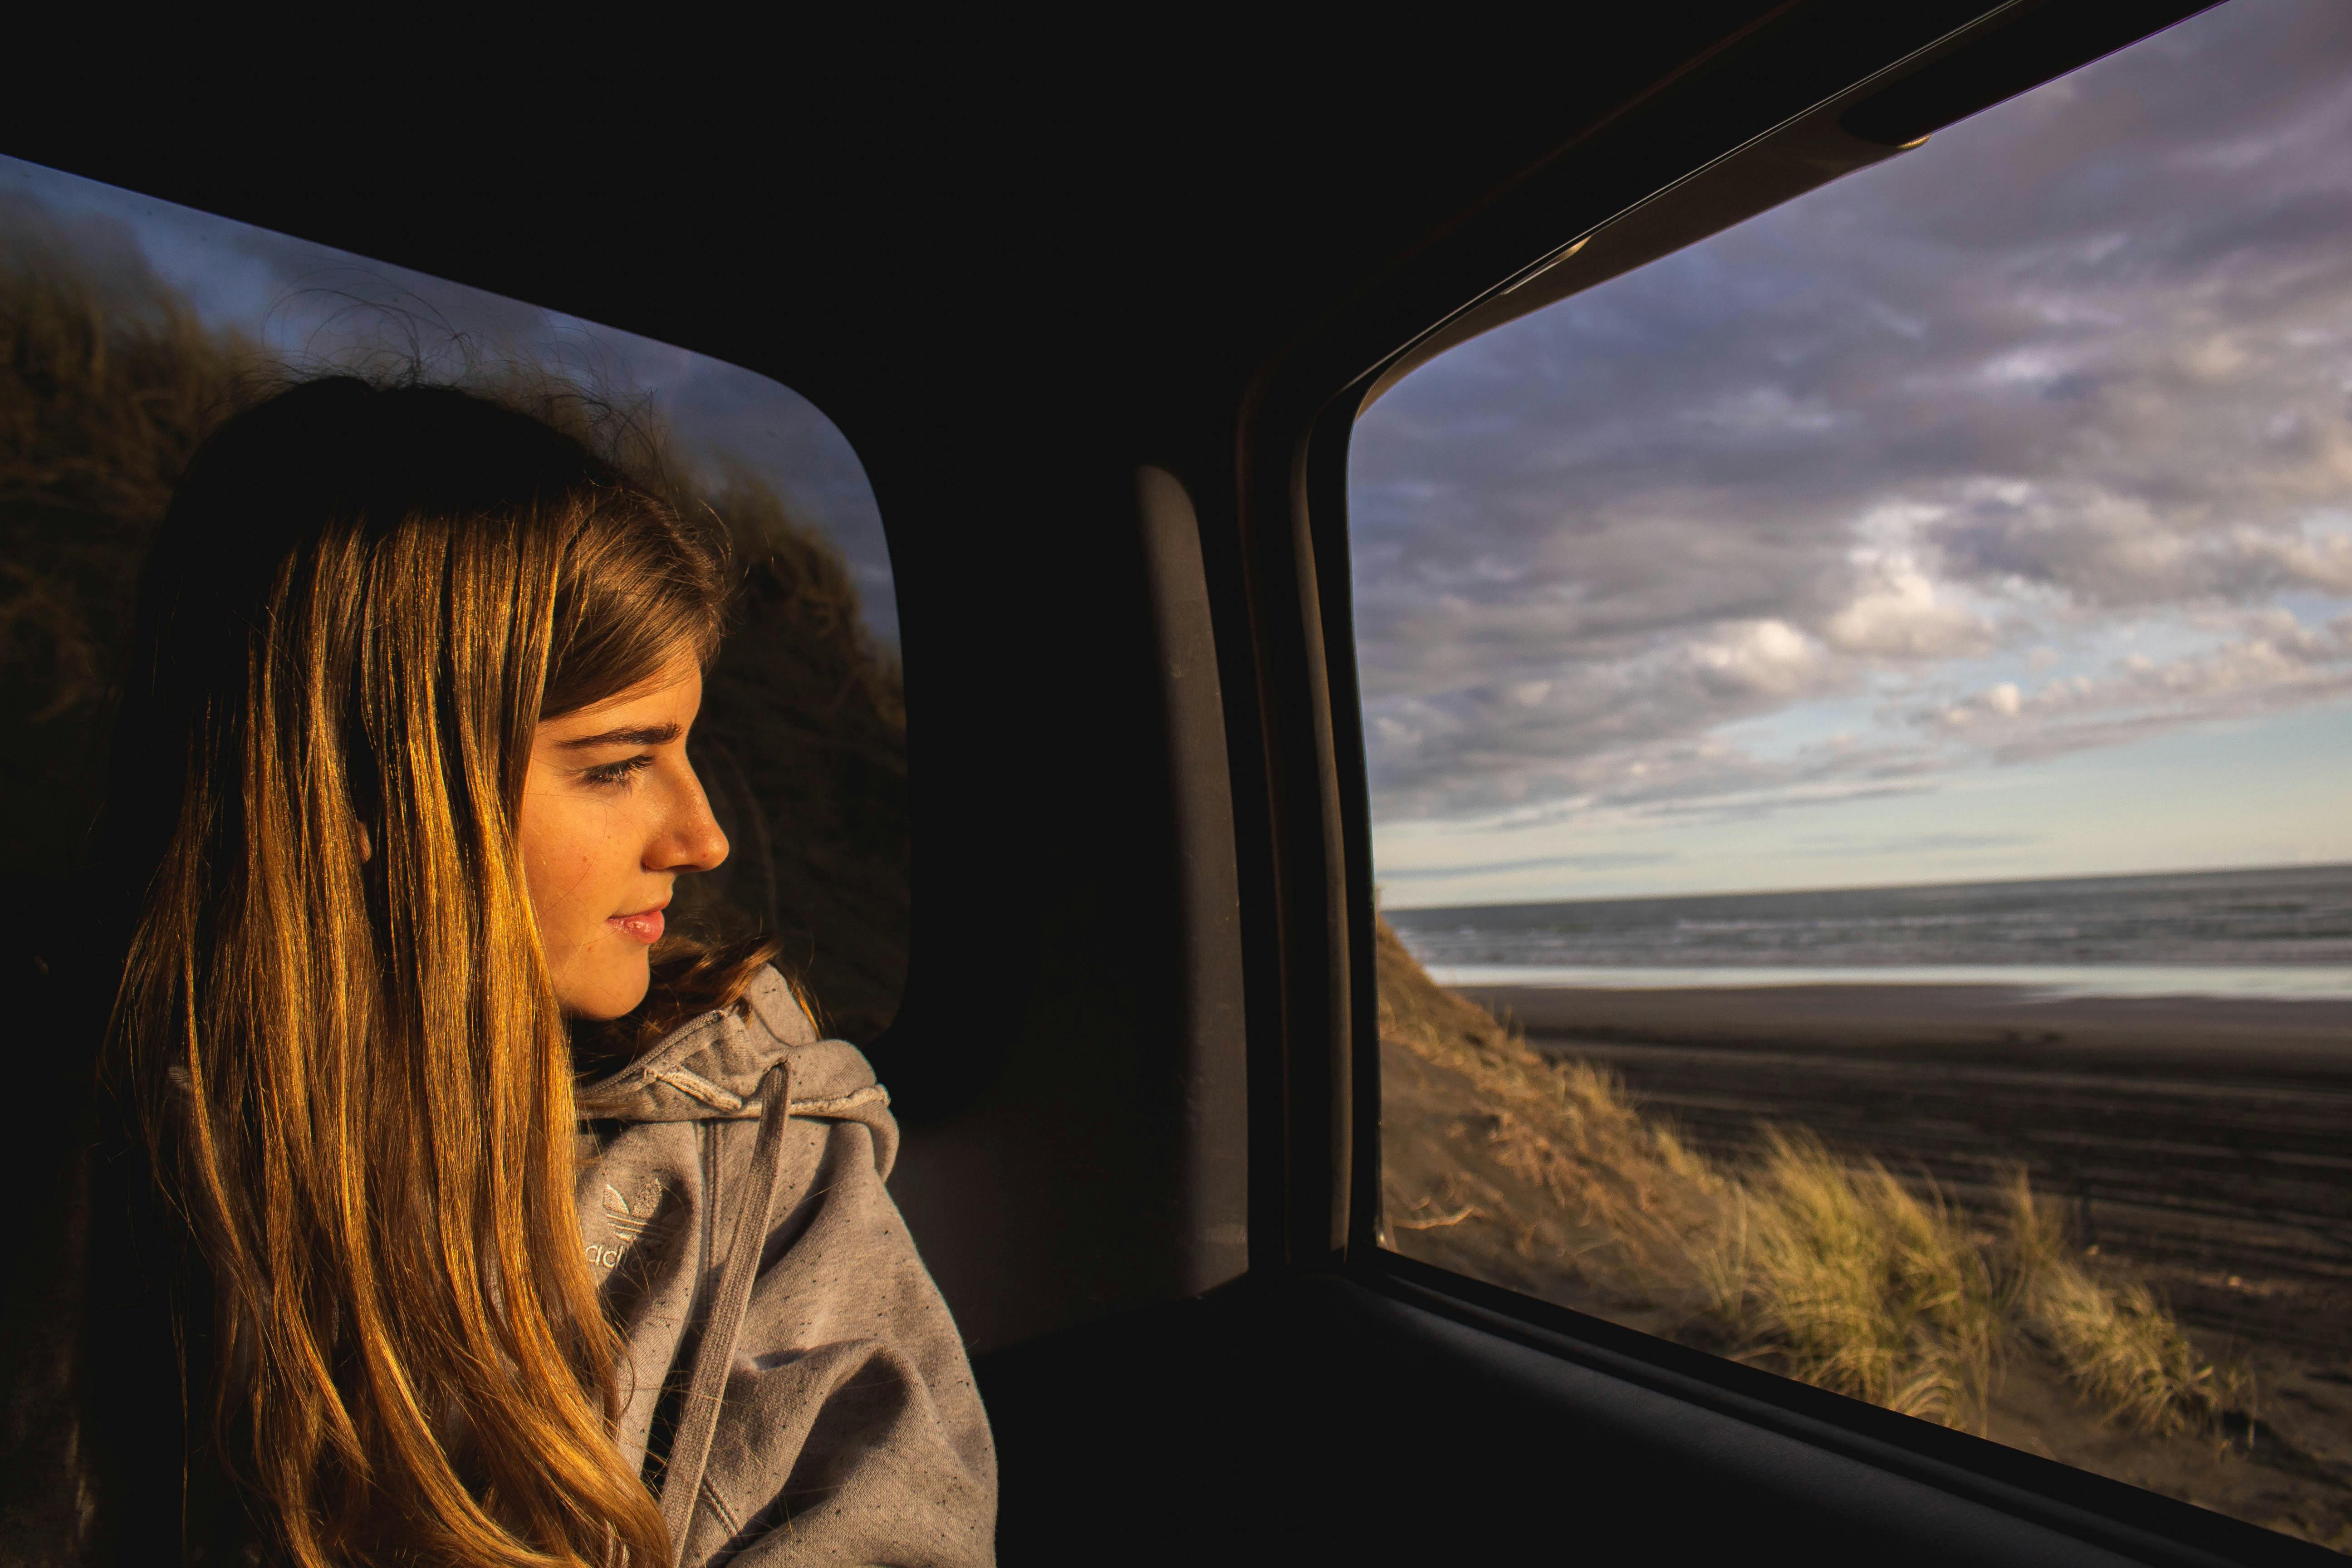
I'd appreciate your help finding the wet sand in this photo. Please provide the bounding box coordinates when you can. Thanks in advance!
[1459,983,2352,1349]
[1462,983,2352,1065]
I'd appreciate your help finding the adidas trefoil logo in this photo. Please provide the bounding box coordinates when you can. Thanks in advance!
[586,1180,662,1270]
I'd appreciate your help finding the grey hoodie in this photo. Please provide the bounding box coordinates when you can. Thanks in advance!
[573,965,996,1566]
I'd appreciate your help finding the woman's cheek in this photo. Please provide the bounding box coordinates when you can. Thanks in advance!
[527,803,597,946]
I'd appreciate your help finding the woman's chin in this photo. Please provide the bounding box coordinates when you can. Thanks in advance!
[557,954,653,1022]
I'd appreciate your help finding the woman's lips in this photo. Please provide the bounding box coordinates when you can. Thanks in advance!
[609,907,666,944]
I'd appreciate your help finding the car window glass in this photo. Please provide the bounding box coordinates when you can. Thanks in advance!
[0,157,906,1043]
[1351,0,2352,1546]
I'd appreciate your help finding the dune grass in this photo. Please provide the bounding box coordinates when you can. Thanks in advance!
[1375,913,2242,1438]
[2003,1169,2245,1435]
[1374,916,1724,1277]
[1704,1126,2003,1429]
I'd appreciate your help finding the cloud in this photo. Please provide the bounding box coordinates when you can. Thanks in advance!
[1930,495,2352,606]
[1820,552,1997,658]
[1351,0,2352,833]
[1363,616,1869,818]
[1916,610,2352,760]
[1378,851,1675,882]
[1795,831,2038,857]
[1692,619,1828,695]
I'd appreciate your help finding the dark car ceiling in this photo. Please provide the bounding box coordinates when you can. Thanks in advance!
[13,5,2218,454]
[10,7,1815,428]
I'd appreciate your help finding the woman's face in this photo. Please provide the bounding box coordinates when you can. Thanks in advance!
[518,652,730,1019]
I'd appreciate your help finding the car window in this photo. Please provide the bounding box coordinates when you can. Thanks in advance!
[1350,0,2352,1547]
[0,157,907,1044]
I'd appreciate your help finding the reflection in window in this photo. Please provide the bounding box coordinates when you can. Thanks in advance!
[0,159,906,1042]
[1354,0,2352,1546]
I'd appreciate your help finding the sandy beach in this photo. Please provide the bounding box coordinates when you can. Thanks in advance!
[1463,982,2352,1063]
[1459,982,2352,1350]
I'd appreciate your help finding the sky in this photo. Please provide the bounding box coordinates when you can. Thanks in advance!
[1351,0,2352,911]
[0,154,899,648]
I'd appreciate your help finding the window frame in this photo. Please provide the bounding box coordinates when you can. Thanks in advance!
[1232,0,2324,1561]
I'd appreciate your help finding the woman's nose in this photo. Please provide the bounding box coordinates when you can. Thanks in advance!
[657,765,730,873]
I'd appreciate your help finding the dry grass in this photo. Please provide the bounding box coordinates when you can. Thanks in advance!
[0,200,267,524]
[2002,1170,2245,1435]
[1376,912,2242,1437]
[0,202,274,888]
[1705,1126,2002,1429]
[1375,916,1723,1280]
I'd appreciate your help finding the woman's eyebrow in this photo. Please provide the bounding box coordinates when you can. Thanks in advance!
[556,722,682,750]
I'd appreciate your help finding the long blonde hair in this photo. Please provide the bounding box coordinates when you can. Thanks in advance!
[90,377,764,1566]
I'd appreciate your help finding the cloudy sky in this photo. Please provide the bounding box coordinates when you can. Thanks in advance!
[0,154,898,646]
[1352,0,2352,910]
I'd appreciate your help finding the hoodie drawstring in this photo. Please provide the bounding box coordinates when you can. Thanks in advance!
[658,1058,793,1550]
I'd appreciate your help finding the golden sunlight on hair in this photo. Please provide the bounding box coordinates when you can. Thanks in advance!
[100,379,740,1568]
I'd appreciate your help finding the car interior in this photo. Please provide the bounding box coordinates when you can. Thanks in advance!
[13,0,2344,1560]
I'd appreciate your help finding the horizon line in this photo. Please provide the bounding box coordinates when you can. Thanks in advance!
[1377,857,2352,916]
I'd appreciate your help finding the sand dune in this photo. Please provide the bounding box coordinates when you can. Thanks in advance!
[1380,951,2352,1548]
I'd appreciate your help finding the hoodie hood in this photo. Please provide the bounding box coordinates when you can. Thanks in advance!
[576,965,897,1171]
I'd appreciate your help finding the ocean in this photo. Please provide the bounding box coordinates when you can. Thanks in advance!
[1382,863,2352,1000]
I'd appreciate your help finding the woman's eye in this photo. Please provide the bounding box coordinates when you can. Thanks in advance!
[582,755,653,789]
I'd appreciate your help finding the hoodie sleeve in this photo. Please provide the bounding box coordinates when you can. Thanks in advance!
[678,1082,998,1567]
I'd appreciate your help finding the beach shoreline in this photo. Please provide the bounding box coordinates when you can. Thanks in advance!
[1457,980,2352,1072]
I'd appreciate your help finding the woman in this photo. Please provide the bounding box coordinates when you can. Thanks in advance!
[50,377,995,1566]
